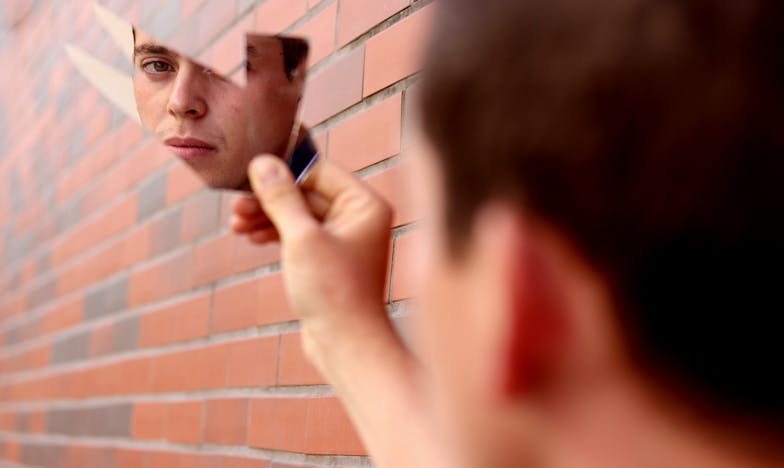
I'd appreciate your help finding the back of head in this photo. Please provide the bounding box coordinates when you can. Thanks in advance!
[421,0,784,427]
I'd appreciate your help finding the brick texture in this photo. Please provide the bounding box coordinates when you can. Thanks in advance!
[0,0,429,466]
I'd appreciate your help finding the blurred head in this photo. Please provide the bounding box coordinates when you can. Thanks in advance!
[413,0,784,466]
[245,35,308,160]
[132,29,251,189]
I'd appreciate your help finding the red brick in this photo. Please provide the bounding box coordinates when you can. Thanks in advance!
[51,193,138,266]
[122,224,152,268]
[220,191,243,225]
[28,410,46,433]
[128,250,193,307]
[226,336,279,387]
[147,451,221,468]
[212,277,261,333]
[0,412,16,430]
[89,323,115,357]
[116,449,145,468]
[171,292,211,342]
[336,0,408,47]
[85,105,110,145]
[180,190,222,243]
[391,230,423,300]
[293,1,337,66]
[82,357,151,398]
[160,249,195,300]
[19,257,36,285]
[81,139,170,214]
[181,0,207,19]
[248,398,306,452]
[128,264,158,307]
[253,0,307,34]
[256,272,296,325]
[209,269,291,336]
[86,236,126,284]
[191,1,239,54]
[132,402,168,439]
[209,14,254,77]
[151,344,229,392]
[328,93,402,171]
[55,130,123,203]
[302,46,365,126]
[220,457,270,468]
[278,331,325,385]
[204,398,249,445]
[39,297,83,335]
[0,294,24,321]
[363,3,435,96]
[231,235,281,273]
[139,306,175,348]
[146,452,182,468]
[247,397,365,455]
[166,401,203,444]
[166,160,205,206]
[112,357,152,395]
[364,163,419,227]
[193,233,236,287]
[28,345,51,370]
[0,440,19,462]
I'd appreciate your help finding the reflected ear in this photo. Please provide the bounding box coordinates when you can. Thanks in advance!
[498,217,568,398]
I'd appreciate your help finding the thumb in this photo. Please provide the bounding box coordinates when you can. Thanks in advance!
[248,155,317,240]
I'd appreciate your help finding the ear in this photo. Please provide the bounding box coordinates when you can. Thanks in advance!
[495,210,569,398]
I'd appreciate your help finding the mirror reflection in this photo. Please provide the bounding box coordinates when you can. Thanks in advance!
[131,27,316,191]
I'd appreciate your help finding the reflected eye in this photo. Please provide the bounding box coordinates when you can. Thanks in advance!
[142,60,175,74]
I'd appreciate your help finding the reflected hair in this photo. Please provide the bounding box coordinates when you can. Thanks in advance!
[276,36,309,80]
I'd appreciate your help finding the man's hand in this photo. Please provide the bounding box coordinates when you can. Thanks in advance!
[230,155,444,468]
[231,155,394,370]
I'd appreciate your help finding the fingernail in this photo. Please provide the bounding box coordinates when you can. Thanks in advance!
[251,158,280,187]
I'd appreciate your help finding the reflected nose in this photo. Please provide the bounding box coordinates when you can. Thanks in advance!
[167,62,208,119]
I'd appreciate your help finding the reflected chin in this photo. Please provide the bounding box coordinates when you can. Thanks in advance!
[192,166,250,191]
[168,145,218,160]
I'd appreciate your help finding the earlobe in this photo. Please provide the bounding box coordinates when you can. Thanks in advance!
[499,224,568,398]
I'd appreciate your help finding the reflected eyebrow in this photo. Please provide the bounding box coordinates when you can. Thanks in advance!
[134,43,178,57]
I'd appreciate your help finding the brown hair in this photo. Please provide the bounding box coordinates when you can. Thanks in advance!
[421,0,784,424]
[276,36,309,81]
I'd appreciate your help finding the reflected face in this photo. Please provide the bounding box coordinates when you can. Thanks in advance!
[245,35,308,160]
[132,29,251,189]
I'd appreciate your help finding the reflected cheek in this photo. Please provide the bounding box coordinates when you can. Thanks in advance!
[215,104,247,150]
[132,78,167,131]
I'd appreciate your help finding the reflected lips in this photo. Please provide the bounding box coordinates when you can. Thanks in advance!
[165,137,217,160]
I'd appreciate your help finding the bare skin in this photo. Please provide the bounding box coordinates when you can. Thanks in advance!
[229,150,783,468]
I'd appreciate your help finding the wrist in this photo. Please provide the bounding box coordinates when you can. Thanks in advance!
[299,307,413,386]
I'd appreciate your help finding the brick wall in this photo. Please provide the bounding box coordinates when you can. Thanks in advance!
[0,1,430,466]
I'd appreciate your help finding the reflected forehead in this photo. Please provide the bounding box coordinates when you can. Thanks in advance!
[134,42,178,57]
[133,29,178,57]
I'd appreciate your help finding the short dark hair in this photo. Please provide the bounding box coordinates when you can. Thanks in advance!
[276,36,309,80]
[421,0,783,425]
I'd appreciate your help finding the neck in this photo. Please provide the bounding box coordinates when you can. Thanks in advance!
[536,371,783,468]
